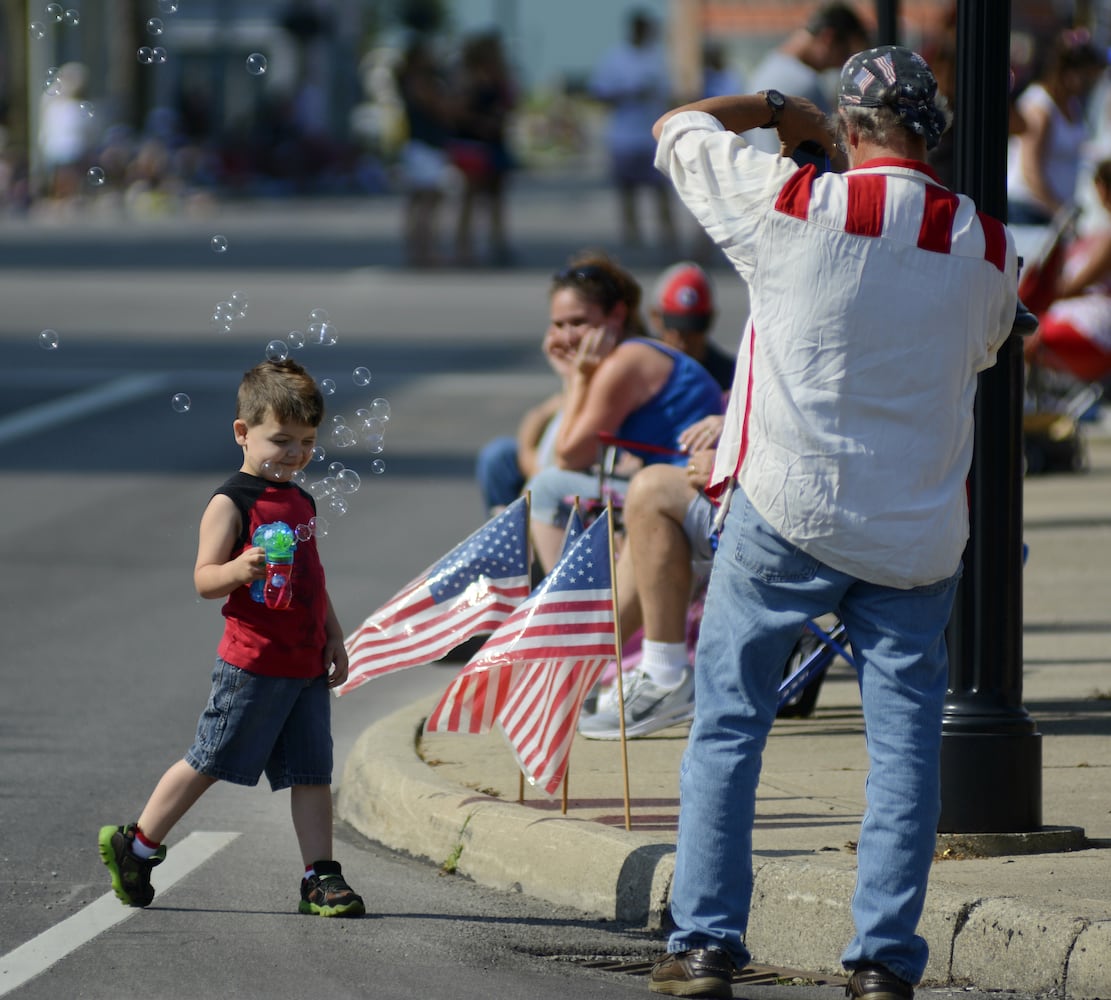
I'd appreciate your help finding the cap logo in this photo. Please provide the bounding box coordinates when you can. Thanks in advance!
[676,287,699,309]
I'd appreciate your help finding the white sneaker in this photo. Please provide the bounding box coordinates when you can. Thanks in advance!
[577,668,695,740]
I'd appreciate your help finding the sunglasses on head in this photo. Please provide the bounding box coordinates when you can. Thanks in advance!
[552,264,620,306]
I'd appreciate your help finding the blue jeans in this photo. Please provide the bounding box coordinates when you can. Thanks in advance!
[475,435,524,512]
[185,659,333,791]
[668,489,959,984]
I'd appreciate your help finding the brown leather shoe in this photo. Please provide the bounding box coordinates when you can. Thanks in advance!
[846,965,914,1000]
[649,948,734,998]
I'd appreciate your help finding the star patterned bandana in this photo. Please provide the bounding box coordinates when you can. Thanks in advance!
[838,45,947,150]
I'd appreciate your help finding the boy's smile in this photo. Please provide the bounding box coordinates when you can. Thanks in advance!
[234,415,318,481]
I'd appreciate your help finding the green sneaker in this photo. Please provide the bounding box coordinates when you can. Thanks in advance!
[299,860,365,917]
[98,824,165,907]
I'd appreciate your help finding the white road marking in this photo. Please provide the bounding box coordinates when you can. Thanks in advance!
[0,373,170,445]
[0,831,240,997]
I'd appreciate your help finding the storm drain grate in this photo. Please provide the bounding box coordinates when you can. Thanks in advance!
[569,957,848,987]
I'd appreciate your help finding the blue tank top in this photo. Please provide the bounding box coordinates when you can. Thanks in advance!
[618,339,723,466]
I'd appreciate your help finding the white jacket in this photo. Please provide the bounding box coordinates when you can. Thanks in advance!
[656,110,1019,588]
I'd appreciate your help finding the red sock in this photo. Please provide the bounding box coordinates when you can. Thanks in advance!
[134,827,159,849]
[131,826,161,859]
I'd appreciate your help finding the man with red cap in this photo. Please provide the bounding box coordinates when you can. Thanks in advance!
[647,46,1018,999]
[650,262,735,392]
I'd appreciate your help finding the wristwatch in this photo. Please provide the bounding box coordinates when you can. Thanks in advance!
[759,89,786,129]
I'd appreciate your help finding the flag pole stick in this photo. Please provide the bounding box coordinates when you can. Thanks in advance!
[519,489,533,809]
[561,765,569,815]
[606,500,632,831]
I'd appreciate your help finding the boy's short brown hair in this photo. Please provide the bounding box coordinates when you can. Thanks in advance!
[236,359,325,428]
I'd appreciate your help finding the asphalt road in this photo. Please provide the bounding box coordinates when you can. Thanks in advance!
[0,184,1045,1000]
[0,186,692,1000]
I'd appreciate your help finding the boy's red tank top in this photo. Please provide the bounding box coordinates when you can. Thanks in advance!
[212,472,328,679]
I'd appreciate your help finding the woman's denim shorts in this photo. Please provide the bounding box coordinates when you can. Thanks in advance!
[184,658,332,791]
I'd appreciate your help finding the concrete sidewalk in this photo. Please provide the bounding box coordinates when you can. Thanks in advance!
[338,434,1111,998]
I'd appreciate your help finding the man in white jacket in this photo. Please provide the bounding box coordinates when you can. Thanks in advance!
[648,46,1018,1000]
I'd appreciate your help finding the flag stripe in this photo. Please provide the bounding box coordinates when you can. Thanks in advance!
[338,498,531,696]
[425,511,617,795]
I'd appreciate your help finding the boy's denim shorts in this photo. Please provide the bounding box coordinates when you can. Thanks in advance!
[184,658,333,791]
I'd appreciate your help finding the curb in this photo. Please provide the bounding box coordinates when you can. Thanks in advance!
[336,698,675,925]
[337,699,1111,998]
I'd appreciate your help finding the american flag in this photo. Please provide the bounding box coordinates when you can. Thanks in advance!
[425,510,616,795]
[336,497,531,697]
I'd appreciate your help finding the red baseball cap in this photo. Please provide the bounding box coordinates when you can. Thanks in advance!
[654,262,715,333]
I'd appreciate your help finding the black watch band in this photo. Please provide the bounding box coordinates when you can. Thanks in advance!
[759,89,786,129]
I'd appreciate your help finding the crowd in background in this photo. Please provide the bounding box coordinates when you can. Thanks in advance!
[6,3,1111,274]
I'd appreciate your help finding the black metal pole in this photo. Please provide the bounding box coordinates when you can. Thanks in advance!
[939,0,1042,833]
[874,0,899,45]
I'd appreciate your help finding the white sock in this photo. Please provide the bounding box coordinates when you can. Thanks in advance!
[130,835,160,860]
[639,640,688,688]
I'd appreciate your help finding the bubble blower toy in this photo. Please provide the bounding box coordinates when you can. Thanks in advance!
[250,521,297,609]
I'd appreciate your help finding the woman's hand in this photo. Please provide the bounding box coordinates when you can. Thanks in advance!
[574,323,621,378]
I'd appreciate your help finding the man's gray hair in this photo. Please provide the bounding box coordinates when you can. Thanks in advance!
[837,100,951,149]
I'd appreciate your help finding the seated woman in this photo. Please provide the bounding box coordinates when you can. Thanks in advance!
[1027,157,1111,381]
[526,250,723,571]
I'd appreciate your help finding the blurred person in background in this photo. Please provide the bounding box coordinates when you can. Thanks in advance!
[450,30,518,266]
[591,8,677,253]
[396,36,458,267]
[1007,27,1107,226]
[38,62,95,207]
[743,2,869,165]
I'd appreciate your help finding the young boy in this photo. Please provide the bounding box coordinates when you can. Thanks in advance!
[98,358,364,917]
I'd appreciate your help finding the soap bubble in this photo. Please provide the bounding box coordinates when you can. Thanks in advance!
[146,17,164,35]
[38,329,60,350]
[151,47,168,65]
[260,460,290,482]
[290,469,307,486]
[369,398,391,421]
[362,417,386,437]
[328,461,345,476]
[309,516,329,539]
[320,378,336,396]
[296,523,312,542]
[171,392,191,413]
[311,445,326,463]
[86,166,105,186]
[79,101,94,118]
[371,459,386,475]
[328,496,348,516]
[64,9,79,26]
[288,330,305,350]
[46,4,62,23]
[309,479,329,499]
[246,53,267,76]
[230,290,248,316]
[336,469,362,494]
[309,307,329,323]
[352,366,372,386]
[211,234,228,253]
[330,425,356,448]
[159,0,179,12]
[265,339,289,362]
[29,22,45,39]
[137,46,153,64]
[365,436,385,454]
[307,321,338,346]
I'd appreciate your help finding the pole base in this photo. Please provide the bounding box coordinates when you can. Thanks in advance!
[939,730,1042,833]
[936,824,1086,858]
